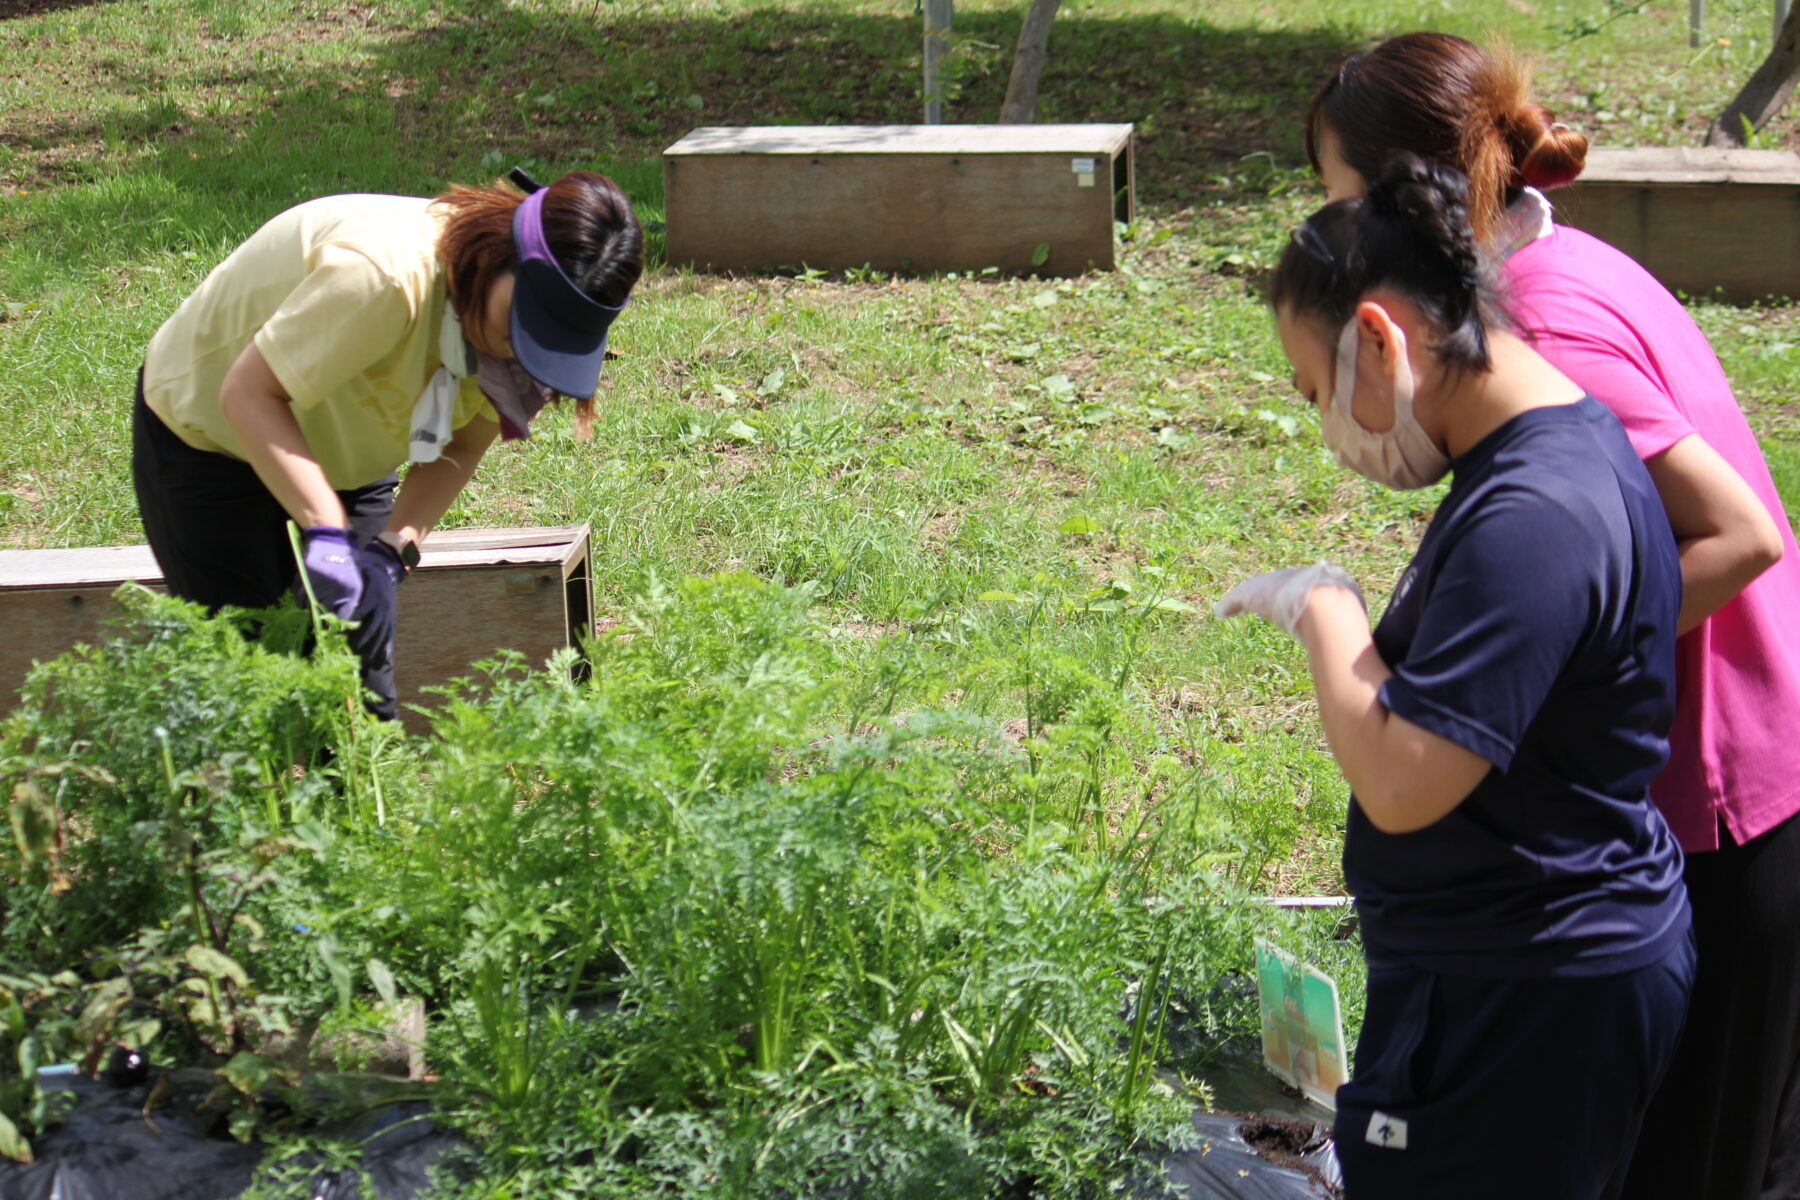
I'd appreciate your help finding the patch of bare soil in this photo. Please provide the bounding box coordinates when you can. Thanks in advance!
[1237,1117,1343,1198]
[920,508,959,554]
[0,0,116,19]
[701,445,758,490]
[1741,390,1800,440]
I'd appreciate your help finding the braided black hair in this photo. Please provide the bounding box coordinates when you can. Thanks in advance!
[1270,153,1496,372]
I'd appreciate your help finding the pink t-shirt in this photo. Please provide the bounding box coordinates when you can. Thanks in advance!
[1505,223,1800,853]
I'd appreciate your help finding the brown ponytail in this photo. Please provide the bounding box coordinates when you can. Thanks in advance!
[1509,104,1588,192]
[1306,33,1587,240]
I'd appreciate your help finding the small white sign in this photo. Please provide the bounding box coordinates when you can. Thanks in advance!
[1071,157,1096,174]
[1366,1112,1408,1150]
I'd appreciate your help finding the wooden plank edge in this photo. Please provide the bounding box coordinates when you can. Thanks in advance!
[1250,896,1355,908]
[1571,174,1800,186]
[664,124,1135,157]
[0,525,592,589]
[421,525,588,551]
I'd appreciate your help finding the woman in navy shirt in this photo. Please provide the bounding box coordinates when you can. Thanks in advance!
[1217,156,1695,1198]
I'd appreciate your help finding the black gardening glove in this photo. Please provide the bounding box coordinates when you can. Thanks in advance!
[344,542,405,721]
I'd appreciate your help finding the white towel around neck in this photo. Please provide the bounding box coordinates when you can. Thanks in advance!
[409,307,476,464]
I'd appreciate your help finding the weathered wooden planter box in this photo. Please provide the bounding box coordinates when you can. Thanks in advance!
[0,525,593,732]
[663,123,1136,276]
[1555,146,1800,302]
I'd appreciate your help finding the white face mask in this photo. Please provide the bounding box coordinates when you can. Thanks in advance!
[1318,320,1450,490]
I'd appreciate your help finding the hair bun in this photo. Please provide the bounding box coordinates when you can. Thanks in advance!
[1509,103,1587,189]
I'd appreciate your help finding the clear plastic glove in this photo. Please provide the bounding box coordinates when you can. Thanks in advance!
[301,526,362,620]
[1214,561,1366,638]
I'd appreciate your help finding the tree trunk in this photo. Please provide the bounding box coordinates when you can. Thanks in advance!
[1708,6,1800,146]
[922,0,953,125]
[998,0,1062,124]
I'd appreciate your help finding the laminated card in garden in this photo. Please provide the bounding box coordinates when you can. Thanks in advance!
[1254,938,1348,1112]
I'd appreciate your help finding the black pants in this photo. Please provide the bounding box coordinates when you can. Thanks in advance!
[1335,931,1696,1200]
[131,377,399,719]
[1621,809,1800,1200]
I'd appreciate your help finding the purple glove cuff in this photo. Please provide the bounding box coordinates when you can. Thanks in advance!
[301,526,363,619]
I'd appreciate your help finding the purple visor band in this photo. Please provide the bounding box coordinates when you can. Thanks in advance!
[508,186,628,401]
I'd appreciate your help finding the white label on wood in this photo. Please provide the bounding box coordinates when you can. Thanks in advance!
[1071,157,1095,174]
[1077,173,1095,187]
[1367,1112,1408,1149]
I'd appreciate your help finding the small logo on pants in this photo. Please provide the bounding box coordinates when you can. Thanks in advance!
[1367,1112,1408,1149]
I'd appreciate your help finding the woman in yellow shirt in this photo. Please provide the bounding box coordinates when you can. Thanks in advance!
[132,170,641,718]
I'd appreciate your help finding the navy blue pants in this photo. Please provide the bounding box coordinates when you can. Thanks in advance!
[1335,930,1696,1200]
[130,380,400,720]
[1622,810,1800,1200]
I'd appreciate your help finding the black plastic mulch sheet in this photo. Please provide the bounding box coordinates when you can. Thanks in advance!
[1145,1113,1340,1200]
[1133,1042,1343,1200]
[6,1062,1337,1199]
[0,1075,469,1200]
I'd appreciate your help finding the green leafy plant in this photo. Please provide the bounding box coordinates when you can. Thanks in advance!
[0,589,391,1148]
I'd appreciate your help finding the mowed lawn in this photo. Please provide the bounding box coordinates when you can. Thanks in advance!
[3,0,1798,901]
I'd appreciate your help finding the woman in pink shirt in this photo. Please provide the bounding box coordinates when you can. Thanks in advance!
[1305,33,1800,1200]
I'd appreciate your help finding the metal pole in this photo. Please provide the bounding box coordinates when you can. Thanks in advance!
[923,0,953,125]
[1691,0,1705,48]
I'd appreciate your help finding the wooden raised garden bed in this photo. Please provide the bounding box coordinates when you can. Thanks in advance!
[1554,146,1800,302]
[0,525,593,732]
[663,123,1136,276]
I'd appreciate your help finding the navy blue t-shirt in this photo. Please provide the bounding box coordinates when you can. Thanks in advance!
[1348,397,1689,979]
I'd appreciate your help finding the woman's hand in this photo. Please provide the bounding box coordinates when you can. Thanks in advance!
[360,539,408,589]
[300,526,362,618]
[1215,561,1365,636]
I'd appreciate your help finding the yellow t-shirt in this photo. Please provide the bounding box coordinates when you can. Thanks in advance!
[142,194,496,489]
